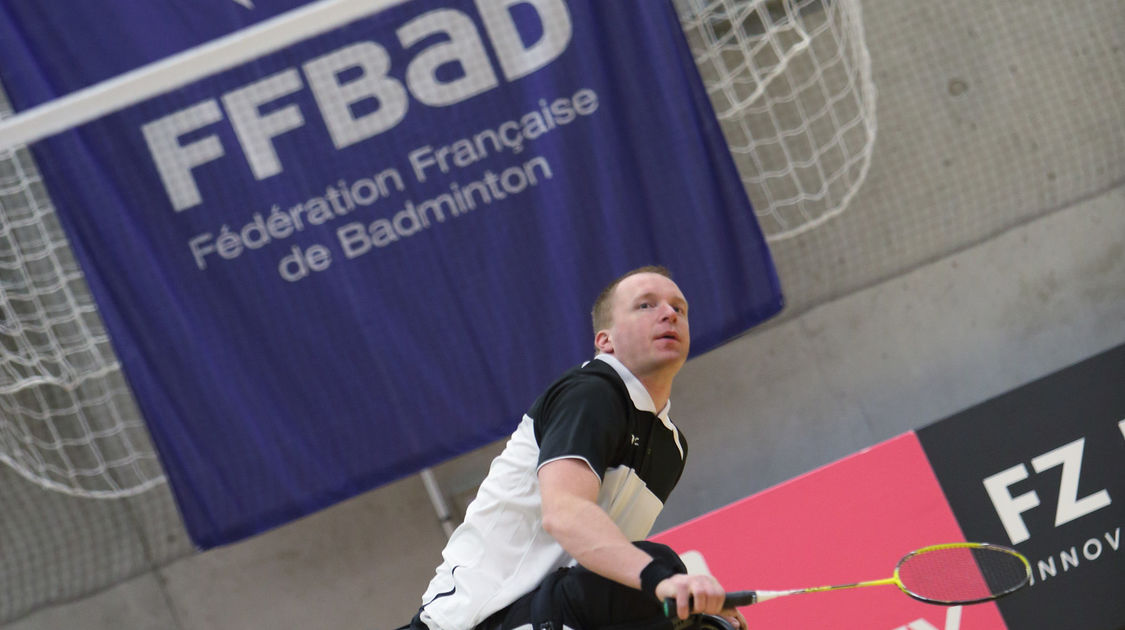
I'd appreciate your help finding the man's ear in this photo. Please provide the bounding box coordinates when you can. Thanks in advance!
[594,329,613,354]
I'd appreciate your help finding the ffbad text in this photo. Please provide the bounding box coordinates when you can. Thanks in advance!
[143,0,573,211]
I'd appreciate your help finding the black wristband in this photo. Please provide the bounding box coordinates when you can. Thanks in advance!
[640,557,684,600]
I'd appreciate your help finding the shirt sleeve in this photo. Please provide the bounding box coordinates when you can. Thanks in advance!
[533,374,629,480]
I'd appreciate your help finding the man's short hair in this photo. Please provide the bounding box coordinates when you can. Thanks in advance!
[591,265,673,337]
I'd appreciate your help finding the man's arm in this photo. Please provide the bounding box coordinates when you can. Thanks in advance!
[538,458,729,620]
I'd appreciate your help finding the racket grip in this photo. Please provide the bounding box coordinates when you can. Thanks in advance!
[725,591,758,607]
[662,592,758,617]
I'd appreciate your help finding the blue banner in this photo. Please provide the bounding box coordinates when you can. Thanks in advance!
[0,0,783,547]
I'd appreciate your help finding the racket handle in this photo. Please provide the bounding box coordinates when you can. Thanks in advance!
[662,592,758,617]
[725,591,758,607]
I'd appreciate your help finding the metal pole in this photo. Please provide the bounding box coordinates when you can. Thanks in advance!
[420,468,457,538]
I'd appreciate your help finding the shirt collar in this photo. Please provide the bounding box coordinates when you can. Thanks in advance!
[593,353,672,422]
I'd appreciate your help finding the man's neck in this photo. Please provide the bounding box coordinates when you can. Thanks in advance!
[594,354,676,414]
[637,373,674,413]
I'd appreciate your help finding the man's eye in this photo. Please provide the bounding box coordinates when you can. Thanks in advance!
[638,302,652,309]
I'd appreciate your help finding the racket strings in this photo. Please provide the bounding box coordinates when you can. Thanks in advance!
[896,546,1029,603]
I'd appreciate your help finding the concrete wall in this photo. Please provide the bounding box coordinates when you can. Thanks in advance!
[4,0,1123,628]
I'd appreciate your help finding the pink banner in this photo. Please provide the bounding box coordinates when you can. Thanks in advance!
[653,433,1009,629]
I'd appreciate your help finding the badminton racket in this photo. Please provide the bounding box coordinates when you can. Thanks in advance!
[663,542,1031,617]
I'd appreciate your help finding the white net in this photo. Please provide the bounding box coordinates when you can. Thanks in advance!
[0,87,191,629]
[676,0,876,241]
[0,97,165,498]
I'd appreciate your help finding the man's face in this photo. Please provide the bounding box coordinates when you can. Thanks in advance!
[597,272,690,379]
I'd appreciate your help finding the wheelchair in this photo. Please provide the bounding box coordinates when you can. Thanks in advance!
[671,613,737,630]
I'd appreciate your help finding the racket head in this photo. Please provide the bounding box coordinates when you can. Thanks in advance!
[892,542,1031,605]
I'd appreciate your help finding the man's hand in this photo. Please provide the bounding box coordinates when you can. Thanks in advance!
[655,573,726,620]
[655,574,748,629]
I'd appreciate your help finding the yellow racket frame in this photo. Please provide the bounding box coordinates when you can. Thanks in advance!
[749,542,1031,606]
